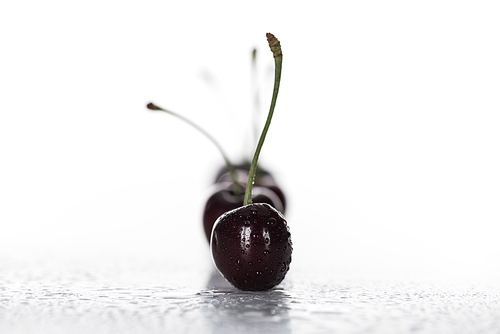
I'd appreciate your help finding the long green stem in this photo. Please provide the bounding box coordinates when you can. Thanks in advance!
[243,33,283,206]
[146,103,243,195]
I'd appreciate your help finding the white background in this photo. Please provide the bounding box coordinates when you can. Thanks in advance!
[1,1,499,280]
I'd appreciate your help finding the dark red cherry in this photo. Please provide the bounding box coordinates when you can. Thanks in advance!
[210,33,289,291]
[211,203,292,291]
[214,162,287,212]
[203,182,284,243]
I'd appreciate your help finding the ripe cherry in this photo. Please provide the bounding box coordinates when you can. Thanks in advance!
[214,162,287,212]
[211,33,291,291]
[147,103,285,247]
[211,203,291,291]
[203,181,284,242]
[144,105,285,243]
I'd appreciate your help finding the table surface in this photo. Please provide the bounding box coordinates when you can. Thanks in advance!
[1,250,499,334]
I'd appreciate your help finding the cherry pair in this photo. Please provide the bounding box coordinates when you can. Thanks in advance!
[203,162,286,243]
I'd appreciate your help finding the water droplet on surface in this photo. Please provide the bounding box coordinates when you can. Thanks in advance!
[265,238,270,243]
[263,250,270,255]
[267,218,276,226]
[248,262,253,266]
[244,220,251,225]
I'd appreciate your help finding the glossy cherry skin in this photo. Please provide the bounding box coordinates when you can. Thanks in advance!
[203,182,284,243]
[214,162,287,212]
[210,203,292,291]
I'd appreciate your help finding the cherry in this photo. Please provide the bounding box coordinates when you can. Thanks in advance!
[144,105,285,242]
[210,33,291,291]
[203,181,284,242]
[214,161,287,212]
[211,203,291,291]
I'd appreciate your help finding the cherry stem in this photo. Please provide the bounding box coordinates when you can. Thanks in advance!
[251,48,260,154]
[243,33,283,206]
[146,102,243,195]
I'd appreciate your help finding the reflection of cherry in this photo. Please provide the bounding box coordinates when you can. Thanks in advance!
[203,182,284,242]
[211,33,291,291]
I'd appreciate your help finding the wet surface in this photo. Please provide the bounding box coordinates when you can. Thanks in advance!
[1,254,499,334]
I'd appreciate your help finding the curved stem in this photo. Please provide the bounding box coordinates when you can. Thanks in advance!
[147,103,243,195]
[244,34,283,206]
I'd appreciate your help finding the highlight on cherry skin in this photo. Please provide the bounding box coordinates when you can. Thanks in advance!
[210,203,292,291]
